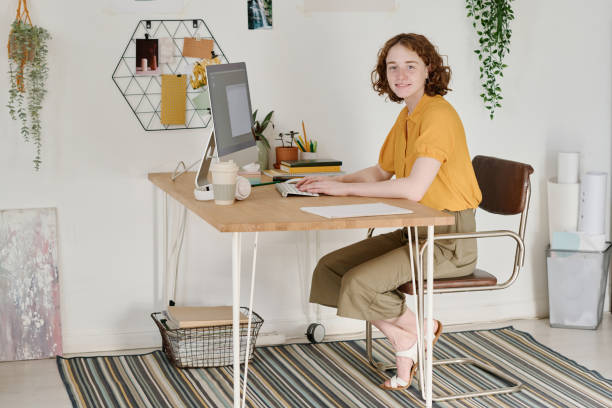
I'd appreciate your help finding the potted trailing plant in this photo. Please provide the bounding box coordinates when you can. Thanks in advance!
[7,0,51,170]
[251,109,274,170]
[466,0,514,119]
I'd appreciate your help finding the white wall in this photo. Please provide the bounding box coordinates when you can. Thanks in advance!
[1,1,610,353]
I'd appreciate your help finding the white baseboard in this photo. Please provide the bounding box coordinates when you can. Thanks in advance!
[62,298,551,353]
[63,329,161,354]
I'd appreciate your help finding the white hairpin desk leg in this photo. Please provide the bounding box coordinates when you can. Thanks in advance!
[426,225,434,408]
[242,232,259,408]
[162,192,168,306]
[232,232,242,408]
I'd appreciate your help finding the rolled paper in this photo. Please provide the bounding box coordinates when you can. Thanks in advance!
[235,176,251,200]
[547,179,580,244]
[578,172,607,235]
[557,152,580,184]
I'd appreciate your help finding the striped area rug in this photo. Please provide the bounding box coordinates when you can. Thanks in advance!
[57,326,612,407]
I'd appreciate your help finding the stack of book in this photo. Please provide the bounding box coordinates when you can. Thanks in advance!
[278,158,343,176]
[164,306,248,329]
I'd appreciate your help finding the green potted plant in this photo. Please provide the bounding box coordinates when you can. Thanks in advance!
[251,110,274,170]
[7,0,51,170]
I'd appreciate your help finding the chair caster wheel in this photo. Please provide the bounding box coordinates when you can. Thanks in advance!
[306,323,325,344]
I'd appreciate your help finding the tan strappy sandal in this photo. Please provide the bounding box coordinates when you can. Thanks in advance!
[379,320,444,391]
[379,343,418,391]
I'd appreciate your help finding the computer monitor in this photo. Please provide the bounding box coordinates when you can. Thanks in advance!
[207,62,256,156]
[195,62,256,189]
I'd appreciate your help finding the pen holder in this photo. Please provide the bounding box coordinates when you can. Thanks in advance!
[300,151,318,160]
[274,146,298,169]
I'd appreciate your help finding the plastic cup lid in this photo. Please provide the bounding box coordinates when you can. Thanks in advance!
[210,160,238,172]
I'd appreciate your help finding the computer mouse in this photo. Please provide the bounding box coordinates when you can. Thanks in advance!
[285,178,301,184]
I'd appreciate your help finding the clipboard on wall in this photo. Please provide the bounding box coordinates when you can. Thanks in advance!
[161,74,187,125]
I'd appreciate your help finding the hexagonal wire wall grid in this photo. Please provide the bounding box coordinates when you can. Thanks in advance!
[112,19,228,131]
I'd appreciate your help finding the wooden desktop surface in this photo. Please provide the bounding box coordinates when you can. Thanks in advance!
[148,172,454,232]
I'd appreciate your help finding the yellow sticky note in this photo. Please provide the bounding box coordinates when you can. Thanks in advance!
[161,75,186,125]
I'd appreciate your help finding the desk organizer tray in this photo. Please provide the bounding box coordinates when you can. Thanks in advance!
[151,308,263,368]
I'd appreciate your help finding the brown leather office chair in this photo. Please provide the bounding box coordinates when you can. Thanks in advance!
[364,155,534,402]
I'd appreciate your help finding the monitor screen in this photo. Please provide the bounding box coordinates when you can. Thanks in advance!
[206,62,255,157]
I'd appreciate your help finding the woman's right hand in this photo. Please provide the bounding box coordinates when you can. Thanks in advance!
[296,175,339,190]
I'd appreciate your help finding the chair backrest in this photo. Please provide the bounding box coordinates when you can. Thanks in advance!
[472,155,534,216]
[397,155,534,295]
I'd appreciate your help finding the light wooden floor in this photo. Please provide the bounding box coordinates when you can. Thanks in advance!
[1,315,610,407]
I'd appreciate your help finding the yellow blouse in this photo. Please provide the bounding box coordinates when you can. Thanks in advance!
[378,94,482,211]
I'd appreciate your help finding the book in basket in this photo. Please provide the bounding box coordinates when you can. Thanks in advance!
[166,306,249,329]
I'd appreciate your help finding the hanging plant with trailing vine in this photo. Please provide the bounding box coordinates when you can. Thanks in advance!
[466,0,514,119]
[7,0,51,170]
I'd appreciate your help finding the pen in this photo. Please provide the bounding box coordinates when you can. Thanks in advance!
[302,120,308,151]
[252,181,282,187]
[298,134,307,150]
[273,176,303,181]
[295,138,306,152]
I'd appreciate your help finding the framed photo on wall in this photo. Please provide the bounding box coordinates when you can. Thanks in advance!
[135,38,160,75]
[248,0,272,30]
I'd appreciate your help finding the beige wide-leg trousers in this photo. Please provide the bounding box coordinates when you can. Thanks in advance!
[309,209,477,321]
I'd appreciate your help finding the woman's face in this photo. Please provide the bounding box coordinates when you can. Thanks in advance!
[385,44,429,104]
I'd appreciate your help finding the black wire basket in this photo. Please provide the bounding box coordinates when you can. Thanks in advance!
[151,308,264,368]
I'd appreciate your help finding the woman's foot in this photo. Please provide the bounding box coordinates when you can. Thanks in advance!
[372,320,418,389]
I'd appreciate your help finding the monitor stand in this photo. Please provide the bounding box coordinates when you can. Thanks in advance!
[171,131,218,201]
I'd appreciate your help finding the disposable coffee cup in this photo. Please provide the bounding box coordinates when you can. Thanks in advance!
[210,160,239,205]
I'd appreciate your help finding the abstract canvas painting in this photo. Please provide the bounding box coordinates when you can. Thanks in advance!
[0,208,62,361]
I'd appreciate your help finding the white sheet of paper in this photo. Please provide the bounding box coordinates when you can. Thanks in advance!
[300,202,413,219]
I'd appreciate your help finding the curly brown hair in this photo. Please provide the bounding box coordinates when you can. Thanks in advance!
[371,33,451,103]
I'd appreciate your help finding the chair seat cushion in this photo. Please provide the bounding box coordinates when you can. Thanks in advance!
[399,269,498,295]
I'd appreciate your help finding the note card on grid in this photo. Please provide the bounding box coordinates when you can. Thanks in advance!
[161,74,186,125]
[300,203,413,219]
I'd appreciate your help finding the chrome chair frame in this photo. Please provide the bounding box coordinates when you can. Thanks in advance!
[365,179,531,402]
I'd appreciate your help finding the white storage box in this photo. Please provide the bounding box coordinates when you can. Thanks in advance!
[546,244,611,329]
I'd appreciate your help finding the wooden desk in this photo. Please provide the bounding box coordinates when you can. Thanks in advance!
[149,172,453,232]
[149,172,454,408]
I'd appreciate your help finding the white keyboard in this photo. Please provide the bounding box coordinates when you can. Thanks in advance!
[275,182,319,197]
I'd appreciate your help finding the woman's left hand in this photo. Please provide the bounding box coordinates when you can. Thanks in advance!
[299,180,350,196]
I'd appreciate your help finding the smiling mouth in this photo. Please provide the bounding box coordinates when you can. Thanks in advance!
[395,84,411,88]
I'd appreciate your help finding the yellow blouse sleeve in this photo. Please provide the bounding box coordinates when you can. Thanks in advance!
[378,127,395,174]
[414,107,456,164]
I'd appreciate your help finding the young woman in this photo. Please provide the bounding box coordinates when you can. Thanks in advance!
[296,33,482,390]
